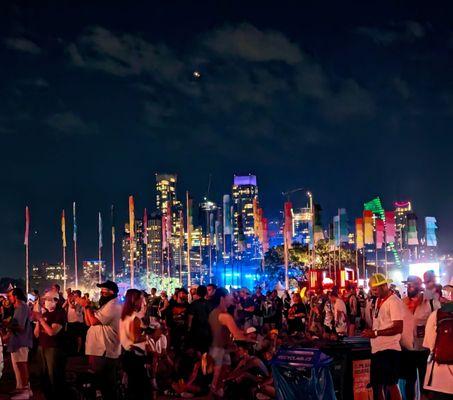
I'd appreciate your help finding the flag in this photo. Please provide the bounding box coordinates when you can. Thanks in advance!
[179,210,185,248]
[72,202,77,242]
[262,217,269,253]
[187,192,193,249]
[98,212,103,248]
[425,217,438,247]
[223,195,232,235]
[284,201,293,249]
[111,205,115,244]
[339,208,349,243]
[129,196,135,239]
[143,208,148,245]
[384,211,396,243]
[24,206,30,246]
[363,210,374,244]
[61,210,66,247]
[406,213,419,246]
[375,218,384,249]
[333,215,340,246]
[237,214,246,252]
[355,218,364,249]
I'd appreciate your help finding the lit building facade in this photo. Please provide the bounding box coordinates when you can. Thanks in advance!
[395,201,412,251]
[121,220,146,280]
[232,175,258,257]
[156,174,177,216]
[82,260,105,293]
[147,212,162,275]
[293,207,311,245]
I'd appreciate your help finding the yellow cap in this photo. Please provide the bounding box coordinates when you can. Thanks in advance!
[369,273,392,288]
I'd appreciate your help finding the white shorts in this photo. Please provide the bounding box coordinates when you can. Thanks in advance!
[11,347,29,363]
[209,346,231,367]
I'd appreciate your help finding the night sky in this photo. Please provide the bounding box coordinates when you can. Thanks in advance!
[1,1,453,277]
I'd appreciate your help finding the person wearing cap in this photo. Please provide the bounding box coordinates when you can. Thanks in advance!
[33,291,67,399]
[400,275,441,399]
[78,280,122,399]
[422,278,453,398]
[423,270,438,302]
[362,273,404,400]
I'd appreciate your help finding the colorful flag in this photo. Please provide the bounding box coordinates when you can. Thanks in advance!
[24,206,30,246]
[355,218,364,249]
[98,212,103,248]
[143,208,148,245]
[223,195,232,235]
[111,205,115,244]
[61,210,66,247]
[363,210,374,244]
[333,215,340,246]
[129,196,135,239]
[384,211,396,243]
[262,217,269,253]
[73,202,77,242]
[187,192,193,249]
[339,208,349,243]
[375,218,384,249]
[425,217,437,247]
[284,201,293,249]
[406,213,419,246]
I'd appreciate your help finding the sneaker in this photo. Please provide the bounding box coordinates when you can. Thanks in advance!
[11,390,30,400]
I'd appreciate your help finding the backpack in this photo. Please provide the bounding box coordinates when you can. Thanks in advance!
[434,309,453,364]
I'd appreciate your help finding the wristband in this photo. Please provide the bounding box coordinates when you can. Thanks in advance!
[374,330,378,337]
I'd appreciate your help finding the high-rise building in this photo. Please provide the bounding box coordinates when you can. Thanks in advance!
[293,207,312,245]
[147,212,162,275]
[394,201,412,250]
[82,260,105,293]
[156,174,177,215]
[121,220,146,280]
[232,175,258,257]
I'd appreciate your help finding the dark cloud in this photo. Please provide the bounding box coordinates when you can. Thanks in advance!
[46,112,96,135]
[356,21,426,45]
[4,37,42,54]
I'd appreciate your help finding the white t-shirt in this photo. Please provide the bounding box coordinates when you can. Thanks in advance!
[423,310,453,395]
[85,298,122,359]
[147,334,167,354]
[119,313,137,351]
[370,294,404,354]
[333,299,347,335]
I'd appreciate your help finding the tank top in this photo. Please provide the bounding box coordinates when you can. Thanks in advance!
[119,313,137,351]
[208,308,230,348]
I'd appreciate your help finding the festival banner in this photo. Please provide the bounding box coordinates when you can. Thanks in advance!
[24,206,30,246]
[61,210,67,247]
[187,192,193,249]
[72,202,77,242]
[363,210,374,244]
[384,211,396,243]
[284,201,293,249]
[262,217,269,253]
[352,359,373,400]
[98,212,103,249]
[129,196,135,239]
[425,216,437,247]
[375,218,384,249]
[355,218,364,249]
[111,204,115,244]
[143,208,148,245]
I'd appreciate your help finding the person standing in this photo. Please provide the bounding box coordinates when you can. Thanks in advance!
[329,289,348,337]
[78,280,122,399]
[345,284,359,336]
[287,293,307,336]
[401,275,441,399]
[238,288,255,329]
[119,289,150,400]
[362,273,404,400]
[66,290,85,354]
[422,278,453,399]
[33,292,67,399]
[5,288,33,400]
[208,288,248,397]
[187,285,212,355]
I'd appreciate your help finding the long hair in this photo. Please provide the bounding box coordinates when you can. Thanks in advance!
[121,289,142,320]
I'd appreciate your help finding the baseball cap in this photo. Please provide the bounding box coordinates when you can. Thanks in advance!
[246,327,257,334]
[402,276,423,286]
[369,273,392,288]
[96,280,119,294]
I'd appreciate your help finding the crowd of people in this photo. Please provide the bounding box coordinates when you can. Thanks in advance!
[0,269,452,400]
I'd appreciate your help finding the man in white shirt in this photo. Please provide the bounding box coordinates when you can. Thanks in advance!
[401,275,441,399]
[329,289,347,336]
[78,280,122,399]
[362,273,404,400]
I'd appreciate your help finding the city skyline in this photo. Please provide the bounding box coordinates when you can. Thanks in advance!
[2,2,453,278]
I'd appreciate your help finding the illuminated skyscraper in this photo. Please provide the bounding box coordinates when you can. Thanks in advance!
[293,207,312,245]
[121,220,146,280]
[232,175,258,257]
[146,212,162,275]
[82,260,105,293]
[394,201,412,250]
[156,173,177,215]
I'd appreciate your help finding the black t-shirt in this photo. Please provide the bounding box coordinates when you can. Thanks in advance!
[188,298,211,338]
[240,297,255,319]
[168,300,189,328]
[39,309,66,348]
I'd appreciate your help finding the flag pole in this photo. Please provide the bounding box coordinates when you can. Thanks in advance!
[284,219,289,291]
[63,242,67,293]
[73,202,78,289]
[62,210,67,293]
[98,212,102,284]
[384,239,388,278]
[186,191,191,287]
[337,209,341,287]
[111,205,116,281]
[144,208,150,291]
[129,196,135,288]
[24,206,30,294]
